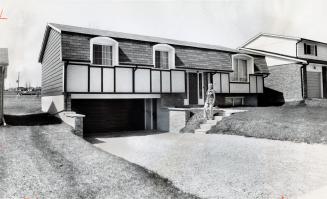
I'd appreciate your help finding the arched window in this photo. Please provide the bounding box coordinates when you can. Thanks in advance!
[90,37,119,66]
[231,54,254,82]
[153,44,175,69]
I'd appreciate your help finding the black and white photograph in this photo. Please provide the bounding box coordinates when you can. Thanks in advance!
[1,0,327,198]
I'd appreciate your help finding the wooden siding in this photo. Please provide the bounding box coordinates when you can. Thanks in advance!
[0,68,3,119]
[41,29,63,96]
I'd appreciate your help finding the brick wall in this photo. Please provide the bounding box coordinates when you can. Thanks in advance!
[160,93,186,107]
[264,63,303,102]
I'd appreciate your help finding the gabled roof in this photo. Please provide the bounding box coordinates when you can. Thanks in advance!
[242,32,327,49]
[241,33,301,48]
[48,23,240,53]
[38,23,246,62]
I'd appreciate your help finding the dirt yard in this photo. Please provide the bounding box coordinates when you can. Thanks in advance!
[0,95,197,199]
[208,105,327,144]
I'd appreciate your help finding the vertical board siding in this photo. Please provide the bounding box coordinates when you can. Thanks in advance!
[41,29,63,96]
[307,72,322,98]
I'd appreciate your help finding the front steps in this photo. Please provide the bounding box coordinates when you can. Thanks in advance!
[194,116,223,134]
[193,109,247,134]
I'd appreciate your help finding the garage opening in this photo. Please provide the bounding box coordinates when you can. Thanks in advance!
[307,72,322,98]
[71,99,145,136]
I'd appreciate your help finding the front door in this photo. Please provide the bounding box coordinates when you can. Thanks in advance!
[189,73,198,104]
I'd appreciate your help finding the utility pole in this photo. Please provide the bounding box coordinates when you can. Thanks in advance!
[16,72,20,91]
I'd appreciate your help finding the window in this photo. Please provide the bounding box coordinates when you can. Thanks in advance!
[93,44,113,65]
[90,37,119,66]
[153,44,175,69]
[231,54,254,82]
[225,97,244,107]
[232,59,248,82]
[155,51,169,69]
[304,43,317,56]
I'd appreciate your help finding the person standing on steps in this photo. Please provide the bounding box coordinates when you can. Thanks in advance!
[204,83,216,120]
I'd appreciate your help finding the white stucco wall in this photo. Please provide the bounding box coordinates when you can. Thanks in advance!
[41,95,65,113]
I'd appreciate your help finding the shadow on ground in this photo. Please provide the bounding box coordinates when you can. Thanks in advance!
[86,131,167,144]
[4,113,62,126]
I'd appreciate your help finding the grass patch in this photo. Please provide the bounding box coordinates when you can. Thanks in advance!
[180,110,205,133]
[208,105,327,144]
[4,95,41,115]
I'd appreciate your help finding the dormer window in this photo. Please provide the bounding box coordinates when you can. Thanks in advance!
[304,43,317,56]
[155,51,169,69]
[231,54,254,82]
[93,45,112,65]
[153,44,175,69]
[90,37,119,66]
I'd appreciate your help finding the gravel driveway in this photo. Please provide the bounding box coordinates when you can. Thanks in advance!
[0,124,197,199]
[93,133,327,199]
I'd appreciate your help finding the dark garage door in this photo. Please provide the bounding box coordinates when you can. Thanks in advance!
[71,99,145,136]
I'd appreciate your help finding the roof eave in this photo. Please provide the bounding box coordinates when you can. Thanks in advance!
[38,24,61,63]
[240,33,301,48]
[239,47,307,64]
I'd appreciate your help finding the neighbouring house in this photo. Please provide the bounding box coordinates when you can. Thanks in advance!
[240,33,327,104]
[39,23,268,136]
[0,48,8,124]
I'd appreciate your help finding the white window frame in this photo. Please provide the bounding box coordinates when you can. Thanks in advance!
[90,37,119,66]
[231,54,254,82]
[153,44,175,69]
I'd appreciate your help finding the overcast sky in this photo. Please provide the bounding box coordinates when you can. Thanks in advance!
[0,0,325,88]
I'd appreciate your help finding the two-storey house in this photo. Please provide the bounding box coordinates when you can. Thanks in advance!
[39,23,268,136]
[241,33,327,104]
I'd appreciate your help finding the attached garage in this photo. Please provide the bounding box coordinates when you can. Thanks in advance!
[71,99,145,136]
[307,72,322,98]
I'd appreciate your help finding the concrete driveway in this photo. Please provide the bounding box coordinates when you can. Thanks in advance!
[92,133,327,199]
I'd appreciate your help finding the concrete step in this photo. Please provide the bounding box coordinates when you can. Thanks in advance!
[206,119,219,124]
[214,116,223,121]
[194,129,207,134]
[200,123,214,130]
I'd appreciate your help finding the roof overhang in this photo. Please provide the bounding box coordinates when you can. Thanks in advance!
[239,47,307,64]
[241,33,301,48]
[38,24,61,63]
